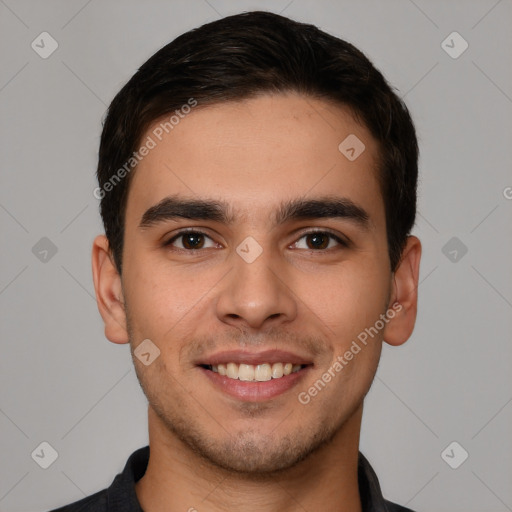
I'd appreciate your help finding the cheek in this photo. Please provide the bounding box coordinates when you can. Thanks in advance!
[122,257,217,341]
[300,260,390,340]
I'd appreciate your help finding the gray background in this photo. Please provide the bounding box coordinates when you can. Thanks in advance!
[1,0,511,511]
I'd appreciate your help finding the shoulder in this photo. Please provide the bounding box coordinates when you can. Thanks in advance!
[383,499,417,512]
[46,446,149,512]
[47,488,107,511]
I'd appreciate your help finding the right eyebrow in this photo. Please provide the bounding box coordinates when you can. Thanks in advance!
[139,196,236,228]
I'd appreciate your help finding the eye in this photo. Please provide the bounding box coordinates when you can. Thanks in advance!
[163,229,347,253]
[293,231,347,251]
[164,230,217,250]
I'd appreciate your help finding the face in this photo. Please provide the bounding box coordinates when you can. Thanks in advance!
[117,93,396,473]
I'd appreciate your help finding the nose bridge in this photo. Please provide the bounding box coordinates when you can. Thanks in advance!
[215,237,297,329]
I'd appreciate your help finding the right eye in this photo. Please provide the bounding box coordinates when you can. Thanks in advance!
[163,230,218,251]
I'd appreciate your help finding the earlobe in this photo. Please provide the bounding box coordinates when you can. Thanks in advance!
[91,235,129,344]
[383,236,422,347]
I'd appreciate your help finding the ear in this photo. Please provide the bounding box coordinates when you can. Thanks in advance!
[91,235,129,344]
[383,235,422,347]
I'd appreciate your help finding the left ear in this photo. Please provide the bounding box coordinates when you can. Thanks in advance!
[383,235,422,346]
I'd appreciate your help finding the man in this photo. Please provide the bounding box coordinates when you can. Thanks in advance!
[51,10,421,512]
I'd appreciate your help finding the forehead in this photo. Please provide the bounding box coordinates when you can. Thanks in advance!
[126,93,384,229]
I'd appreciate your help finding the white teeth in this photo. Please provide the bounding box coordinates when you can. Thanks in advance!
[226,362,238,379]
[238,364,255,381]
[208,362,304,381]
[271,362,284,378]
[254,364,272,381]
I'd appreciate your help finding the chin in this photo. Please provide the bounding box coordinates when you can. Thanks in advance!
[171,419,340,476]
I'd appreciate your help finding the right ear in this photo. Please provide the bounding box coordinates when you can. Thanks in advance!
[91,235,129,344]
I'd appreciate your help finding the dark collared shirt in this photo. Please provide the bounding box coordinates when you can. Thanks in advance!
[49,446,416,512]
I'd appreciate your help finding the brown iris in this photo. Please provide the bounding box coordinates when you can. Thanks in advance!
[305,233,330,250]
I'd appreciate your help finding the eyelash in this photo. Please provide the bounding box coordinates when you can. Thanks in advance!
[163,229,348,253]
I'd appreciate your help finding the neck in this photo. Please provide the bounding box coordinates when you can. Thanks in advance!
[135,405,363,512]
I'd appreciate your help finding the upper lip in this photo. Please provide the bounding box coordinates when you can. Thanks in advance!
[196,349,314,366]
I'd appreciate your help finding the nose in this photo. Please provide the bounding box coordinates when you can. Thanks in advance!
[215,242,298,331]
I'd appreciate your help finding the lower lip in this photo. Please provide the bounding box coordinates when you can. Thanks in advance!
[199,366,311,402]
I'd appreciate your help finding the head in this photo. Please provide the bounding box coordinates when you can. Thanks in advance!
[92,11,421,475]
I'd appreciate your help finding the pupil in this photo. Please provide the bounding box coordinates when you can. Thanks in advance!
[308,233,327,249]
[184,233,203,249]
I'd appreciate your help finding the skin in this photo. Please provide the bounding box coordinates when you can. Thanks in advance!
[92,93,421,512]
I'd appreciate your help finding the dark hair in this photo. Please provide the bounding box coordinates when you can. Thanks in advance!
[97,10,418,273]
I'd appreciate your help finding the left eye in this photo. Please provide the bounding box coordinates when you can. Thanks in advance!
[293,231,345,251]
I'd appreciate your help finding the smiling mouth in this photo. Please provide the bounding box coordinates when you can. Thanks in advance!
[199,362,309,382]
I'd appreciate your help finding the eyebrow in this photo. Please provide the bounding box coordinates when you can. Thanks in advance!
[139,194,371,230]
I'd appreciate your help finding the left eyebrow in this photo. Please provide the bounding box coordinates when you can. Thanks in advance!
[138,194,371,230]
[273,196,370,230]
